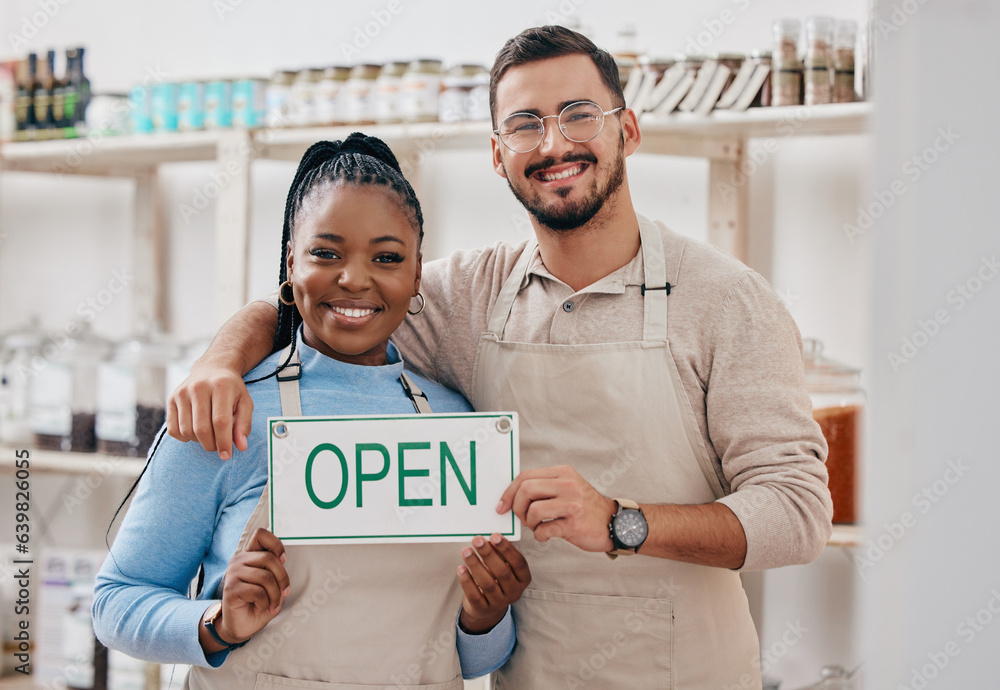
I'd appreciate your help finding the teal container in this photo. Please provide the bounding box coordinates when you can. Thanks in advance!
[205,80,233,129]
[178,81,205,131]
[129,84,153,134]
[232,78,267,128]
[151,83,179,132]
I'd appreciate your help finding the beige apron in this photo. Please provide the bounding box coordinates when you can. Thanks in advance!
[474,218,761,689]
[186,349,465,690]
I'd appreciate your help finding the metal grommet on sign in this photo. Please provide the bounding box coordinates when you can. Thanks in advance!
[496,416,512,434]
[273,422,289,439]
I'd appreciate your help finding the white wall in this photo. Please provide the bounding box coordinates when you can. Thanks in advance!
[0,2,874,688]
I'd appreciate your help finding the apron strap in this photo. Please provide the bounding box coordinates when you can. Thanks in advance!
[399,371,433,414]
[637,218,669,343]
[276,344,303,417]
[486,241,536,337]
[276,343,434,416]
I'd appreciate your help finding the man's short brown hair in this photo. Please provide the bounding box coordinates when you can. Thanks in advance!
[489,25,626,128]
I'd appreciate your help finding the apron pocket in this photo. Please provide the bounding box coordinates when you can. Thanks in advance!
[498,588,673,690]
[252,672,464,690]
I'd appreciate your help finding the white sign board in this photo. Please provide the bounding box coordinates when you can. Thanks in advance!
[268,412,519,544]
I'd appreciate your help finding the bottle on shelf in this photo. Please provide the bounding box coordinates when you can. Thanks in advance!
[14,57,36,138]
[833,20,859,103]
[33,49,56,133]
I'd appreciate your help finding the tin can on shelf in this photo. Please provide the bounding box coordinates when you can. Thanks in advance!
[128,83,154,134]
[205,79,233,129]
[232,77,267,128]
[400,59,443,123]
[151,83,179,132]
[178,81,205,131]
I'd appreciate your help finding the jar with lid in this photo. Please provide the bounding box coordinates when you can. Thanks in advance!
[833,20,858,103]
[803,339,864,524]
[96,331,180,457]
[0,322,42,444]
[439,64,487,124]
[804,16,835,106]
[344,64,381,124]
[771,19,802,106]
[315,66,351,126]
[373,62,408,124]
[400,59,443,123]
[469,67,491,122]
[28,323,110,452]
[291,68,323,127]
[266,70,297,128]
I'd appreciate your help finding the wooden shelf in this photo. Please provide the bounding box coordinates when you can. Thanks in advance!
[0,103,873,175]
[0,445,146,478]
[827,524,864,548]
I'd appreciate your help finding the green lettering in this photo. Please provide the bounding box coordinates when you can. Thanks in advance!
[305,444,348,509]
[398,442,432,507]
[440,441,476,505]
[355,443,390,507]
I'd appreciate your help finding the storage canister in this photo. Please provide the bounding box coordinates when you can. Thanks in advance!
[151,83,179,132]
[0,323,42,444]
[803,339,864,524]
[291,68,323,126]
[265,70,297,128]
[439,64,487,124]
[314,66,350,126]
[804,16,835,106]
[177,81,205,131]
[833,20,858,103]
[96,332,179,457]
[344,64,381,124]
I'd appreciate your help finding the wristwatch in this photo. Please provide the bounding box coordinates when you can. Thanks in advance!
[202,601,251,650]
[606,498,648,560]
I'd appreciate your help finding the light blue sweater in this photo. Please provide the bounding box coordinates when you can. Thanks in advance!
[93,334,514,679]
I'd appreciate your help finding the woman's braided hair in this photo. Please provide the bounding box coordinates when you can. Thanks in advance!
[246,132,424,384]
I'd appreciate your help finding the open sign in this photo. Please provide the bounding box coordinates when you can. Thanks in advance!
[268,413,520,544]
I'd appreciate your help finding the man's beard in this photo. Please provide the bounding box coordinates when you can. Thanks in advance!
[503,135,626,232]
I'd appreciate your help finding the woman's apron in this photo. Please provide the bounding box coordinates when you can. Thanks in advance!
[473,218,761,689]
[186,352,466,690]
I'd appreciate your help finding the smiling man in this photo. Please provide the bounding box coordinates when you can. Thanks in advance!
[168,26,832,688]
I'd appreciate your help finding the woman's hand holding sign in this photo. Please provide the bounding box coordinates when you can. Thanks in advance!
[457,533,531,633]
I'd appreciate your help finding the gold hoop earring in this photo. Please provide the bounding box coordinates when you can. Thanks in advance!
[278,280,296,306]
[407,292,425,315]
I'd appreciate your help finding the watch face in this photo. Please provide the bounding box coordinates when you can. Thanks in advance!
[614,510,648,548]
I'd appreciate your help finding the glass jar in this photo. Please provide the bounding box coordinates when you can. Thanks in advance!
[373,62,407,124]
[469,67,491,122]
[439,64,487,124]
[29,324,110,452]
[96,332,179,457]
[803,339,864,525]
[315,66,350,126]
[833,20,858,103]
[771,19,802,106]
[266,70,297,128]
[291,68,323,126]
[0,324,42,444]
[804,16,835,106]
[400,59,443,123]
[344,64,381,124]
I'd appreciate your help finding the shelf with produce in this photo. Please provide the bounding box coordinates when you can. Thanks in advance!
[0,444,146,477]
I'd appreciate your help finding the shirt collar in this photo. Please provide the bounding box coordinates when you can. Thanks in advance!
[519,232,645,296]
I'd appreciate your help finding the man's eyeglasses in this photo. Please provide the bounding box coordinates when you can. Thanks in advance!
[494,101,624,154]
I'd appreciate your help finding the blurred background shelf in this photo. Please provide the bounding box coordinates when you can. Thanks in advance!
[0,444,146,477]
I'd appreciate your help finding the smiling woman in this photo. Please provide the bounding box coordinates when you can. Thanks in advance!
[92,133,531,688]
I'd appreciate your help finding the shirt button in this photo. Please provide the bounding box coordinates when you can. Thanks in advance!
[562,300,575,313]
